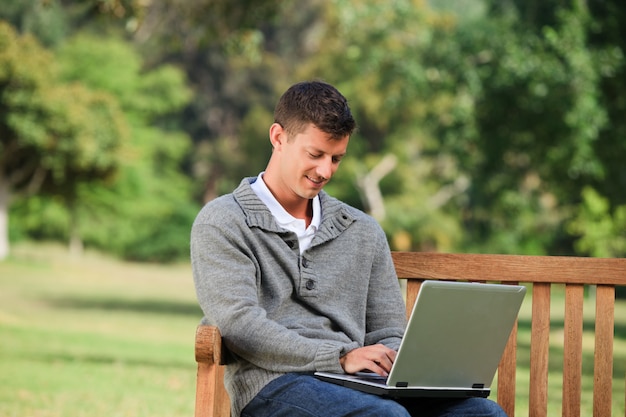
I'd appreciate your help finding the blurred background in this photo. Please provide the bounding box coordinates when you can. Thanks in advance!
[1,1,625,416]
[1,0,625,262]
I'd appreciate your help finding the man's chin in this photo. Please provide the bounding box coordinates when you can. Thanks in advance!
[299,189,322,200]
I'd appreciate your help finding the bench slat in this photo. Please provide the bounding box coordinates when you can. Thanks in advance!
[497,316,518,417]
[593,285,615,417]
[405,279,422,319]
[563,284,584,417]
[529,283,551,417]
[392,252,626,285]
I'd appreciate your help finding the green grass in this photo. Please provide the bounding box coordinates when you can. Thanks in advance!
[1,243,625,416]
[0,243,202,417]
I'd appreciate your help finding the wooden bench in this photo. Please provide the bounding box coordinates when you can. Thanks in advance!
[195,252,626,417]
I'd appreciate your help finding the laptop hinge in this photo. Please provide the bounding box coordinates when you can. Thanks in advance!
[395,382,409,388]
[472,383,485,389]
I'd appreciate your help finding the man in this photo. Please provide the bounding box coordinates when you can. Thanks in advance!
[191,81,506,416]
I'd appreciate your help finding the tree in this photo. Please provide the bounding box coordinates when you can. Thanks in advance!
[130,0,299,202]
[282,0,626,256]
[568,187,626,257]
[52,32,194,261]
[0,22,126,260]
[7,0,625,260]
[449,1,625,255]
[292,0,473,251]
[8,31,195,262]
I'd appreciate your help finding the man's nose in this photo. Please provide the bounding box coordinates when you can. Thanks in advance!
[316,157,334,180]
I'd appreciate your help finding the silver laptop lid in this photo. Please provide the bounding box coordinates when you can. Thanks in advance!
[387,280,526,389]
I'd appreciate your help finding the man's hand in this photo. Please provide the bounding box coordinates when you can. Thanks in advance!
[339,344,397,377]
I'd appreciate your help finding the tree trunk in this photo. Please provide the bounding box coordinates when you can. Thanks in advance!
[0,179,10,261]
[356,154,397,222]
[67,200,83,258]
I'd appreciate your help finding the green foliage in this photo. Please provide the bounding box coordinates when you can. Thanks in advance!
[40,84,126,186]
[8,195,68,242]
[53,32,196,262]
[0,22,56,166]
[455,4,624,255]
[57,34,191,121]
[293,1,468,250]
[5,0,626,260]
[119,204,199,262]
[0,0,68,46]
[568,187,626,257]
[3,22,195,262]
[281,0,626,256]
[0,21,126,192]
[0,20,126,264]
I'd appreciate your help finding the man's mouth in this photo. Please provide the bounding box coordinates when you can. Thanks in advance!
[306,176,326,187]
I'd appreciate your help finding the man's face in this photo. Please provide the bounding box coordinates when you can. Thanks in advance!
[272,123,349,203]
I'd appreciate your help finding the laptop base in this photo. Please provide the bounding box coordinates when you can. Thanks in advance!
[314,372,490,399]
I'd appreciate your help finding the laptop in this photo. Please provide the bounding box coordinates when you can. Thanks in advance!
[314,280,526,398]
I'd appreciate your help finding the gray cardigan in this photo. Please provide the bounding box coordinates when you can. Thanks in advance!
[191,177,406,416]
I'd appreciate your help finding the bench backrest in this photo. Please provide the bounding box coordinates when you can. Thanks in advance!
[195,252,626,417]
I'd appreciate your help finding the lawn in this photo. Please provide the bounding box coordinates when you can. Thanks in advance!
[1,242,625,416]
[0,243,202,417]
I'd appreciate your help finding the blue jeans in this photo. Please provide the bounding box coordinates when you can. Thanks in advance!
[241,373,507,417]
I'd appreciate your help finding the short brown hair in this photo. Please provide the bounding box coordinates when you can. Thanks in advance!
[274,81,356,140]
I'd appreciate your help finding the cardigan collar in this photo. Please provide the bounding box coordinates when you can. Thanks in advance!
[233,177,356,246]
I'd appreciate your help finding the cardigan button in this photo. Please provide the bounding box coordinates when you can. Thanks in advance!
[302,258,309,268]
[305,280,316,290]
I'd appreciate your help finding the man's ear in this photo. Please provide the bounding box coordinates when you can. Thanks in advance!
[269,123,286,150]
